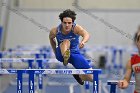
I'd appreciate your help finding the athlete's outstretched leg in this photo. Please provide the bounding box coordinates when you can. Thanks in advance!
[60,39,70,66]
[70,53,94,82]
[79,71,93,82]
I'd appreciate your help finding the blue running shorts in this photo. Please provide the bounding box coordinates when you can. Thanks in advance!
[55,46,91,69]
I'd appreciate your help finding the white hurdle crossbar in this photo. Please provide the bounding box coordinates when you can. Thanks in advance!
[0,69,102,93]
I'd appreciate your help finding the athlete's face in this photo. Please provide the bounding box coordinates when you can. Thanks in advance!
[62,17,73,32]
[136,32,140,51]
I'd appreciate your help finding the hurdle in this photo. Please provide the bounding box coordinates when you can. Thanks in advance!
[107,80,135,93]
[0,58,60,91]
[0,69,101,93]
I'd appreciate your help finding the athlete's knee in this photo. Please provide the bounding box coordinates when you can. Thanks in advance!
[60,39,70,47]
[63,39,70,44]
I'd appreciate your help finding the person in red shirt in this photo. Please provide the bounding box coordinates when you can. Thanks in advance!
[118,26,140,93]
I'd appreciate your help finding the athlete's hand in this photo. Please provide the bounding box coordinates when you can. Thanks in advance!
[79,42,85,49]
[118,80,129,89]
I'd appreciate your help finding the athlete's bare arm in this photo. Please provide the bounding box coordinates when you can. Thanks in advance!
[74,24,90,48]
[49,28,57,53]
[118,60,132,89]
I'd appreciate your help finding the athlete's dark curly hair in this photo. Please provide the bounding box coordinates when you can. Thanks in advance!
[59,9,76,22]
[134,26,140,42]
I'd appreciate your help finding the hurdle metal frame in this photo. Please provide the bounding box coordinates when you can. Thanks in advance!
[0,69,101,93]
[0,58,91,93]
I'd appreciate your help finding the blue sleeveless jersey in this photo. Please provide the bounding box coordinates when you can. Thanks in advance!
[56,23,80,53]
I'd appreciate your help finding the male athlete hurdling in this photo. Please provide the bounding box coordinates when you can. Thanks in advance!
[49,9,93,85]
